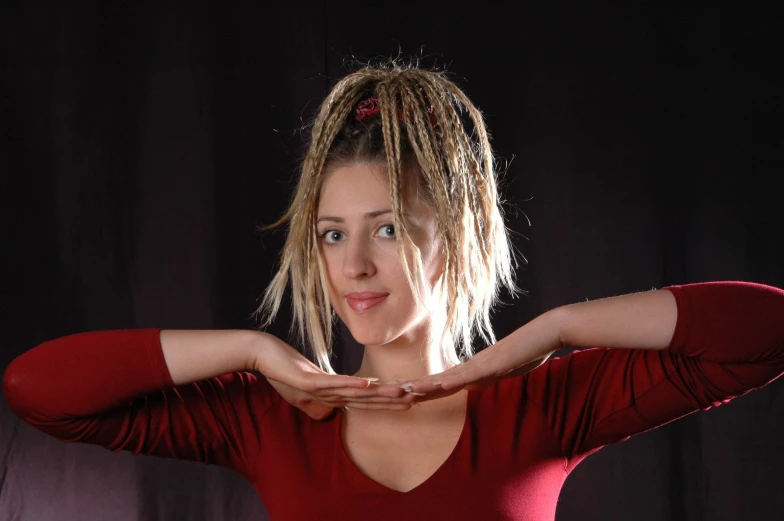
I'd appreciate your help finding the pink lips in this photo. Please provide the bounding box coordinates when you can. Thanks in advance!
[345,291,389,312]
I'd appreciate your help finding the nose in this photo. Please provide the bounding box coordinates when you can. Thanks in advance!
[342,235,376,279]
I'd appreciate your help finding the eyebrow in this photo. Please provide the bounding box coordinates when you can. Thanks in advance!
[316,209,394,224]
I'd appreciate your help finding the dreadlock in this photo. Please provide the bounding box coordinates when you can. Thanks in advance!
[253,61,520,374]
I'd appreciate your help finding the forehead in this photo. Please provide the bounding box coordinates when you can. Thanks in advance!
[319,162,388,205]
[317,162,426,213]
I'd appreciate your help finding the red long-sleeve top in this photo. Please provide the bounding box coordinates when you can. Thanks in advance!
[4,281,784,520]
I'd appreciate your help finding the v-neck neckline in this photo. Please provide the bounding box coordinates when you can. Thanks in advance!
[335,388,475,495]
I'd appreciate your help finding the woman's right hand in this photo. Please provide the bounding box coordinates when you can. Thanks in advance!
[252,332,415,420]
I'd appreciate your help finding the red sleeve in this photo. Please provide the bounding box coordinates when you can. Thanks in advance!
[524,281,784,470]
[2,328,281,483]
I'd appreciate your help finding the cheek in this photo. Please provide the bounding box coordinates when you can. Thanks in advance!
[319,250,341,293]
[416,239,444,282]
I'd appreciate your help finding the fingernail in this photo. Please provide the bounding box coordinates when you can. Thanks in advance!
[409,392,426,396]
[432,381,442,386]
[362,377,380,382]
[400,383,413,391]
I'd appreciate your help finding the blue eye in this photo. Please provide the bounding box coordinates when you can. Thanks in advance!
[321,230,344,244]
[378,225,396,238]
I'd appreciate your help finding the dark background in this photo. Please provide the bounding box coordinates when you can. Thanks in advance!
[1,5,782,521]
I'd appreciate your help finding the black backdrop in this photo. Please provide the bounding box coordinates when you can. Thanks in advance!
[1,6,782,521]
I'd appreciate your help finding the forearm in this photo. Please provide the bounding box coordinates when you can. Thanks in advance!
[554,288,678,352]
[161,329,262,386]
[528,281,784,365]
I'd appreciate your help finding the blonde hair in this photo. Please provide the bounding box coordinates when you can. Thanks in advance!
[253,60,522,374]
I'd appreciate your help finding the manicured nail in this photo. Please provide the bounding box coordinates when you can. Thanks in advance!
[432,381,442,386]
[409,392,426,396]
[362,377,379,382]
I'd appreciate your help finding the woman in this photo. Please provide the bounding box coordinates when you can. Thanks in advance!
[4,63,784,520]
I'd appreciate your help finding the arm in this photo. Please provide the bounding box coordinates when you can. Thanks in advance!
[3,329,268,420]
[522,281,784,467]
[552,281,784,362]
[473,289,678,384]
[3,328,279,480]
[555,287,677,352]
[161,329,261,386]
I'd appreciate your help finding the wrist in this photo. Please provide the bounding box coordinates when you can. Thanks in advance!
[510,308,564,361]
[248,331,273,373]
[546,306,569,349]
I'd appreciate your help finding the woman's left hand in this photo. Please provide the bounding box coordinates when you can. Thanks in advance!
[398,311,563,402]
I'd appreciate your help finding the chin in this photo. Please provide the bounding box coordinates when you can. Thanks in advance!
[346,329,393,347]
[339,320,395,347]
[338,310,426,348]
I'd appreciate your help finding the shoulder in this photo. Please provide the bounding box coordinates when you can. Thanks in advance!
[204,370,284,420]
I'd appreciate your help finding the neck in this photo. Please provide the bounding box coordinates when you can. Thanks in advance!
[351,325,458,383]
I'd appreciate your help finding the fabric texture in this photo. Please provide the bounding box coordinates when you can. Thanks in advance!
[4,281,784,520]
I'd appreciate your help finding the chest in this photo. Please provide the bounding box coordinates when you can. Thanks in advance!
[339,401,467,493]
[256,388,572,520]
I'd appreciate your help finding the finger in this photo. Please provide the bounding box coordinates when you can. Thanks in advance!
[400,367,461,393]
[318,393,416,404]
[405,357,486,391]
[332,395,415,404]
[303,374,380,393]
[312,384,407,399]
[319,394,415,404]
[341,402,412,411]
[405,352,499,392]
[397,385,461,404]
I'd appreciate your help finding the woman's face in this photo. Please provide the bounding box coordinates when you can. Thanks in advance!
[316,162,444,347]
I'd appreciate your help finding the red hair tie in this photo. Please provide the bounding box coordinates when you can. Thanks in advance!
[355,98,382,121]
[354,94,438,127]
